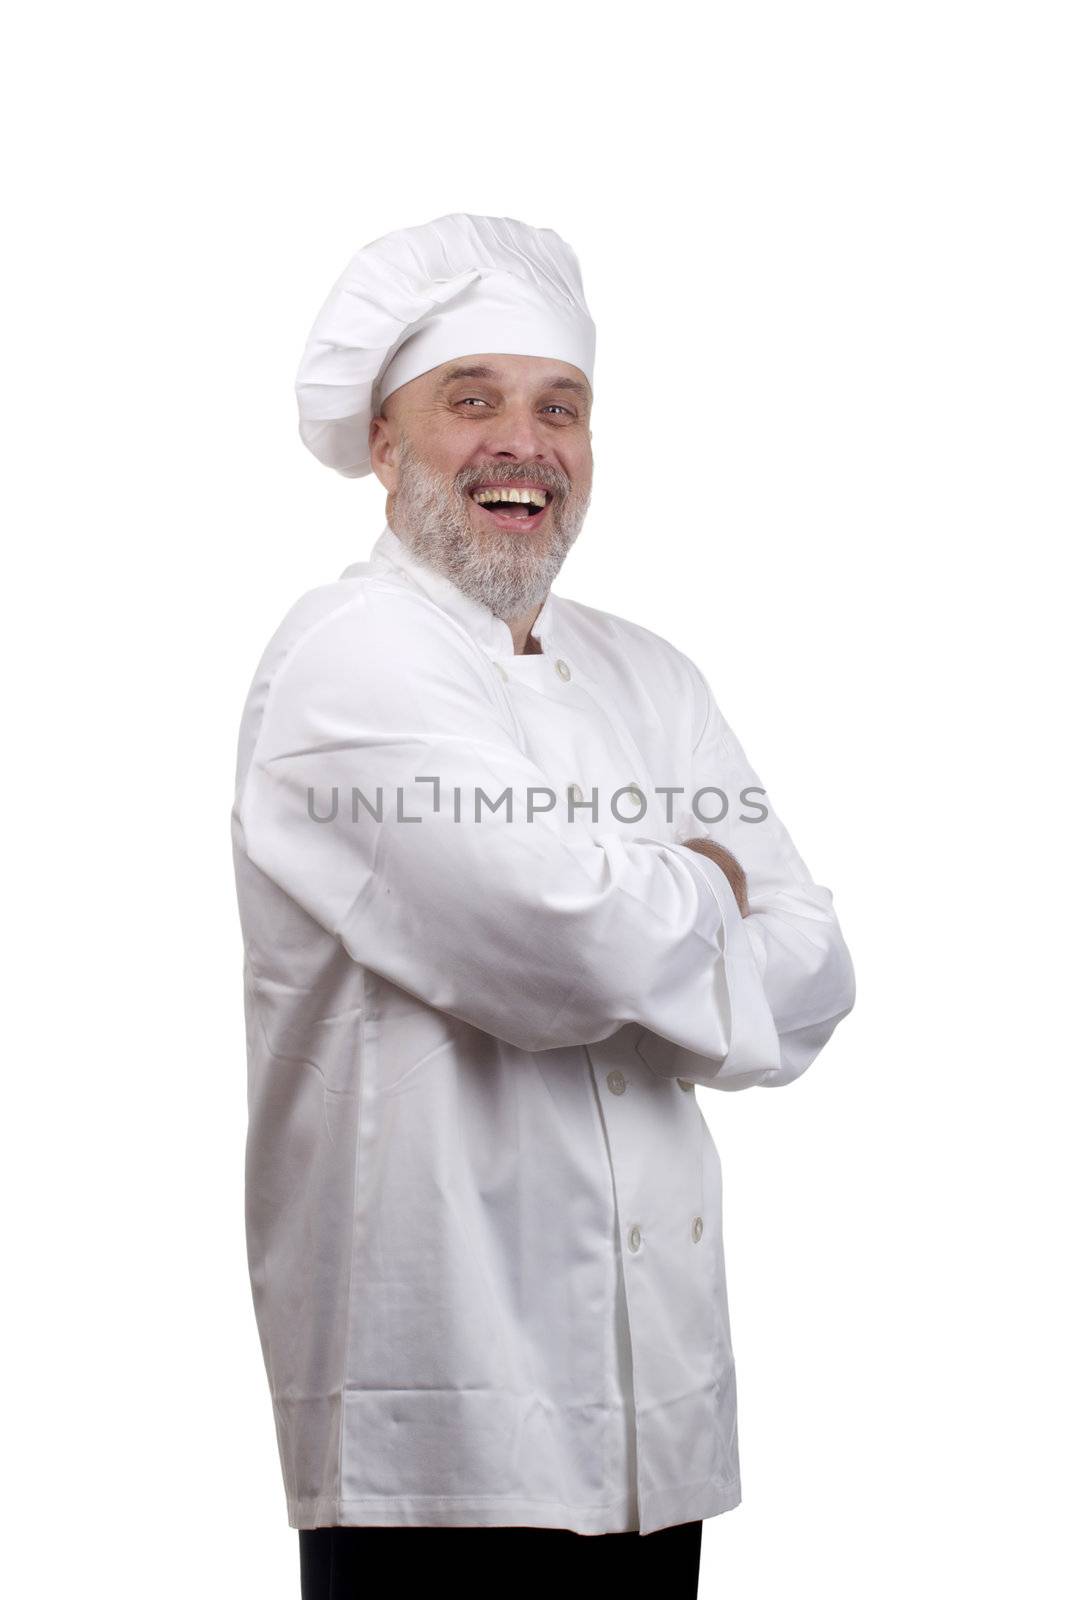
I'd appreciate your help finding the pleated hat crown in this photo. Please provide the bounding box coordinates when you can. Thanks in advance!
[294,212,596,478]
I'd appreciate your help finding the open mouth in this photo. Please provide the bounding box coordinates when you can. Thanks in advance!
[467,483,554,531]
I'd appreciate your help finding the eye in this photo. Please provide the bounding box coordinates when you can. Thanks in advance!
[543,404,574,417]
[456,396,491,407]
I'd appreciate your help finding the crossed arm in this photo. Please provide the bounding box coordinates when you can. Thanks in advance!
[235,586,854,1086]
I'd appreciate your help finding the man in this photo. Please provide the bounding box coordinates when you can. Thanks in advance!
[231,213,856,1598]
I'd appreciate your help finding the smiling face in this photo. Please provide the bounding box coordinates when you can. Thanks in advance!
[368,353,594,630]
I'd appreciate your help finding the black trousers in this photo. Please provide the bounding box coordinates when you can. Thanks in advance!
[299,1519,703,1598]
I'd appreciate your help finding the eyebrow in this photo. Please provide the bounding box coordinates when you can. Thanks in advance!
[434,363,592,404]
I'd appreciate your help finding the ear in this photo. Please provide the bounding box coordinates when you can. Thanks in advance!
[368,412,399,492]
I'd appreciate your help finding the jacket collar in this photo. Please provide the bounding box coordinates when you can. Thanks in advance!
[361,522,557,658]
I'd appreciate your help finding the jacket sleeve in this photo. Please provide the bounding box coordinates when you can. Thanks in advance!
[234,585,776,1056]
[636,661,856,1091]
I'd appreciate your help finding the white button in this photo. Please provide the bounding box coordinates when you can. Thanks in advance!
[691,1216,704,1243]
[606,1070,627,1095]
[569,782,584,804]
[628,1224,642,1252]
[627,782,643,802]
[676,1078,695,1092]
[493,660,508,682]
[554,657,571,681]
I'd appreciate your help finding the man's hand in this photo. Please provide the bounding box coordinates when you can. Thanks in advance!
[682,837,750,917]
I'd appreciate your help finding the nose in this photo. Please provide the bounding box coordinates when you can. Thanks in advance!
[480,406,550,465]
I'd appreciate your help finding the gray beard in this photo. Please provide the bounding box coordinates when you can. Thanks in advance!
[386,435,590,621]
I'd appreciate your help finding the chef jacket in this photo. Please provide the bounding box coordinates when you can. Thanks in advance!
[231,521,856,1537]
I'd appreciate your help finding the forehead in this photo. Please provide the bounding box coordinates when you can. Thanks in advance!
[420,353,592,402]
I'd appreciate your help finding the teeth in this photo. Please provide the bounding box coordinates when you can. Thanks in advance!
[472,486,548,508]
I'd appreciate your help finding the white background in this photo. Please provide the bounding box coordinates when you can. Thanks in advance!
[3,3,1063,1595]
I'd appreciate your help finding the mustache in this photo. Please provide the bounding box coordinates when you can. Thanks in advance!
[455,465,569,499]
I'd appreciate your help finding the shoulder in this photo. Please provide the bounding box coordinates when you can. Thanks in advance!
[554,591,699,672]
[233,570,503,790]
[248,568,486,693]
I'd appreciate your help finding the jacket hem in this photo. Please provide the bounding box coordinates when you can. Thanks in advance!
[640,1474,742,1534]
[287,1479,742,1536]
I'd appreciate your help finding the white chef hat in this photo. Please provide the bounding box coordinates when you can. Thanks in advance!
[294,212,595,478]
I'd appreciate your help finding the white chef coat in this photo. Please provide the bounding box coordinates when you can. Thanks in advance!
[231,522,855,1536]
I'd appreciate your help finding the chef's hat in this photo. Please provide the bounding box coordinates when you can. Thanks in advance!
[294,212,596,478]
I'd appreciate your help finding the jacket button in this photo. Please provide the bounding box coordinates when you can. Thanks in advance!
[628,1224,642,1252]
[569,782,584,804]
[676,1078,695,1092]
[627,782,643,803]
[606,1070,627,1095]
[554,657,572,681]
[493,660,508,682]
[692,1216,704,1243]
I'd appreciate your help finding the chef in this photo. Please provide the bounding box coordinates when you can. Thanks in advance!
[231,212,856,1598]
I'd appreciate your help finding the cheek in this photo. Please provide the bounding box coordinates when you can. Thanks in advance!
[444,435,492,485]
[564,444,593,494]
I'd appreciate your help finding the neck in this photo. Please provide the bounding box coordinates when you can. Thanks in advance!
[509,606,545,655]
